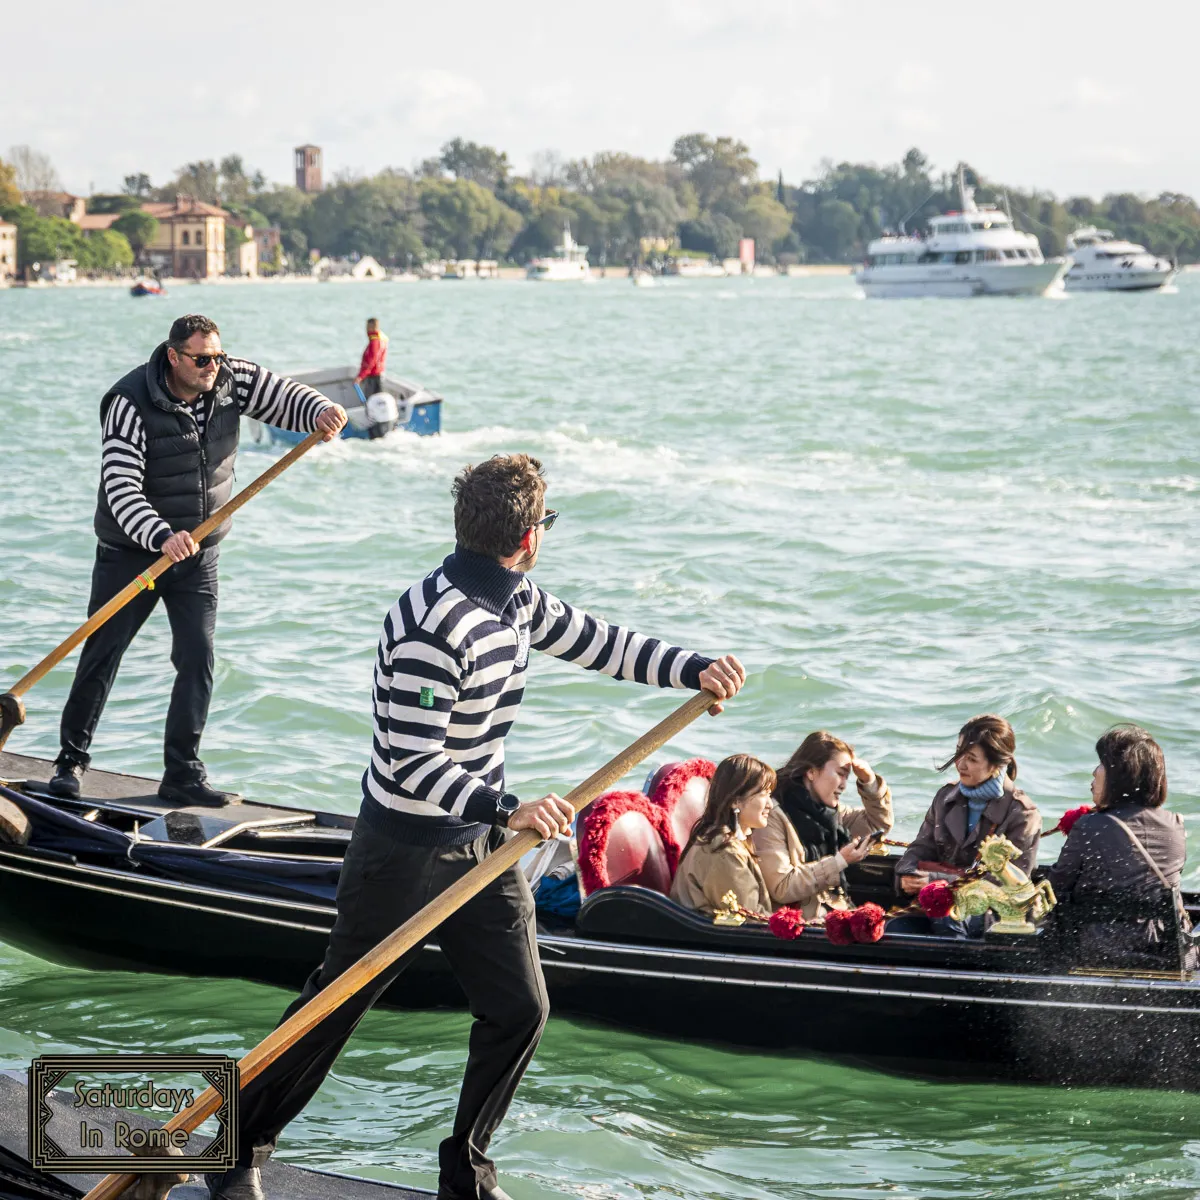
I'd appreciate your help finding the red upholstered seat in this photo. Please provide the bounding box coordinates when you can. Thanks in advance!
[599,811,672,893]
[579,759,717,898]
[645,759,715,872]
[578,790,674,896]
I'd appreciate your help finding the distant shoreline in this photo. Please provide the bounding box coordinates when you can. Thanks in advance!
[1,263,856,290]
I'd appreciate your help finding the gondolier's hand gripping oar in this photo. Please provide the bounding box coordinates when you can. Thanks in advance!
[83,686,723,1200]
[0,430,326,753]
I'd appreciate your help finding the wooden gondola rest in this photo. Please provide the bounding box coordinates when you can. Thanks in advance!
[0,791,30,845]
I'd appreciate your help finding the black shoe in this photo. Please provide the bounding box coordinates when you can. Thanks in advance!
[158,779,241,808]
[204,1167,264,1199]
[48,760,85,799]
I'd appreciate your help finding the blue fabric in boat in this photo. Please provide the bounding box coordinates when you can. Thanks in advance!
[1,785,339,904]
[535,871,582,917]
[1,784,133,861]
[128,842,340,903]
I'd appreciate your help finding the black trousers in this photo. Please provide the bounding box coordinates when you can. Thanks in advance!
[58,542,219,784]
[236,815,549,1199]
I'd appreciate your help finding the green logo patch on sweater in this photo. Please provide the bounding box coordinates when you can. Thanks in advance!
[419,687,435,708]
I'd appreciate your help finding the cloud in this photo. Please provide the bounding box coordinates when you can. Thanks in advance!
[715,78,833,174]
[394,70,488,139]
[1068,144,1149,167]
[894,63,934,96]
[666,0,827,39]
[1073,77,1121,106]
[895,107,941,135]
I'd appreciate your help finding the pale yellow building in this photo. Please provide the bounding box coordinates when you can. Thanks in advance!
[141,198,228,278]
[0,221,17,282]
[225,218,259,278]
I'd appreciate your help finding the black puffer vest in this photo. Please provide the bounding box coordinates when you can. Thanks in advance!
[94,342,242,551]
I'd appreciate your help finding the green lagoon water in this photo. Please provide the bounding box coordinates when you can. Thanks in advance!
[1,275,1198,1197]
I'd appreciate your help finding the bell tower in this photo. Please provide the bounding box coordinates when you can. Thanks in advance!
[294,145,323,193]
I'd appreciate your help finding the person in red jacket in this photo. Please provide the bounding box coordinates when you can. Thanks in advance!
[356,318,388,395]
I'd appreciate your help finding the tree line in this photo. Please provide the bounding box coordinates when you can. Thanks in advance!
[5,139,1200,273]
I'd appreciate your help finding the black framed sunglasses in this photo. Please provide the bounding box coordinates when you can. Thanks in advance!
[175,349,228,368]
[529,509,559,534]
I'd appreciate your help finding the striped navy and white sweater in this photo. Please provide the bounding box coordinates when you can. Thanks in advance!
[362,547,714,846]
[101,358,333,551]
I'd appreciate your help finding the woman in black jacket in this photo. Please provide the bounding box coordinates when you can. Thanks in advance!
[1048,724,1194,970]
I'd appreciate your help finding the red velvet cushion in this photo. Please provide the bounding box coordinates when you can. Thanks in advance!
[579,790,674,895]
[645,758,716,872]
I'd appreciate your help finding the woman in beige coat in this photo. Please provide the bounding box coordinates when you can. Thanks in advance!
[670,754,776,918]
[752,731,893,918]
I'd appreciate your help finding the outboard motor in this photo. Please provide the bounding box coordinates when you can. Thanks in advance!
[364,389,399,440]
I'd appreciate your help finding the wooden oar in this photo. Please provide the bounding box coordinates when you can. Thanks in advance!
[82,687,720,1200]
[0,430,325,753]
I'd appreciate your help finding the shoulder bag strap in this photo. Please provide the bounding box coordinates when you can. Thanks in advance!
[1105,814,1188,928]
[1105,815,1172,889]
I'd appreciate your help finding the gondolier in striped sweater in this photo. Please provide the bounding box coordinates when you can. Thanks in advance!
[48,314,346,809]
[218,453,745,1200]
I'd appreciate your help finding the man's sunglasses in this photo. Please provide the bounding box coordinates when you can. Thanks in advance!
[174,349,228,368]
[529,509,559,533]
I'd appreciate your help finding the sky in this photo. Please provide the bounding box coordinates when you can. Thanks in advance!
[4,0,1198,200]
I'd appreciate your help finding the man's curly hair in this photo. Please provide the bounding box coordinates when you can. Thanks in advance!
[452,454,547,557]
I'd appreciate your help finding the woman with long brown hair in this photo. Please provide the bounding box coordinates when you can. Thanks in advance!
[753,731,893,918]
[893,714,1041,936]
[670,754,776,917]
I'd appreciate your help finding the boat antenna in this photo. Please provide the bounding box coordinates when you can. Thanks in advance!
[897,188,939,235]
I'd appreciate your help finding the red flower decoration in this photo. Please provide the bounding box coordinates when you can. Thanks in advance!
[1053,804,1094,836]
[769,907,805,940]
[918,880,956,919]
[849,902,886,943]
[824,909,855,946]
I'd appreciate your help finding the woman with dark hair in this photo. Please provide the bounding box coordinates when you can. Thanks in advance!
[1047,725,1192,967]
[753,731,893,918]
[670,754,776,917]
[894,715,1041,931]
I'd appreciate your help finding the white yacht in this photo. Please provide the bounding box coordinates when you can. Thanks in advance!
[668,257,727,278]
[856,168,1067,298]
[1063,227,1175,292]
[526,224,591,282]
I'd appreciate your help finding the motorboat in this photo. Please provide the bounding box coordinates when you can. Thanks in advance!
[856,167,1068,298]
[526,225,591,282]
[244,367,442,444]
[665,258,727,279]
[129,279,165,297]
[1,752,1197,1092]
[1064,226,1176,291]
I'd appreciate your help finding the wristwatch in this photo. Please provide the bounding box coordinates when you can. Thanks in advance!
[496,792,520,826]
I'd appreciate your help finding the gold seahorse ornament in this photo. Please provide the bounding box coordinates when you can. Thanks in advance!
[952,835,1057,934]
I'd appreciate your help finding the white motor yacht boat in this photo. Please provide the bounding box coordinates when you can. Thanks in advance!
[526,224,591,281]
[1063,227,1175,291]
[856,167,1068,298]
[667,257,728,278]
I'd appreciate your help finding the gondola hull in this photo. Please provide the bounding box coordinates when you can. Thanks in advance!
[0,755,1197,1092]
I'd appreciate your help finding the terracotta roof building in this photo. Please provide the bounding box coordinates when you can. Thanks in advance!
[24,191,86,222]
[140,197,229,278]
[77,212,121,232]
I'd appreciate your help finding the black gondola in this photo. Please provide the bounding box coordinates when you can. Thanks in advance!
[1,752,1198,1092]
